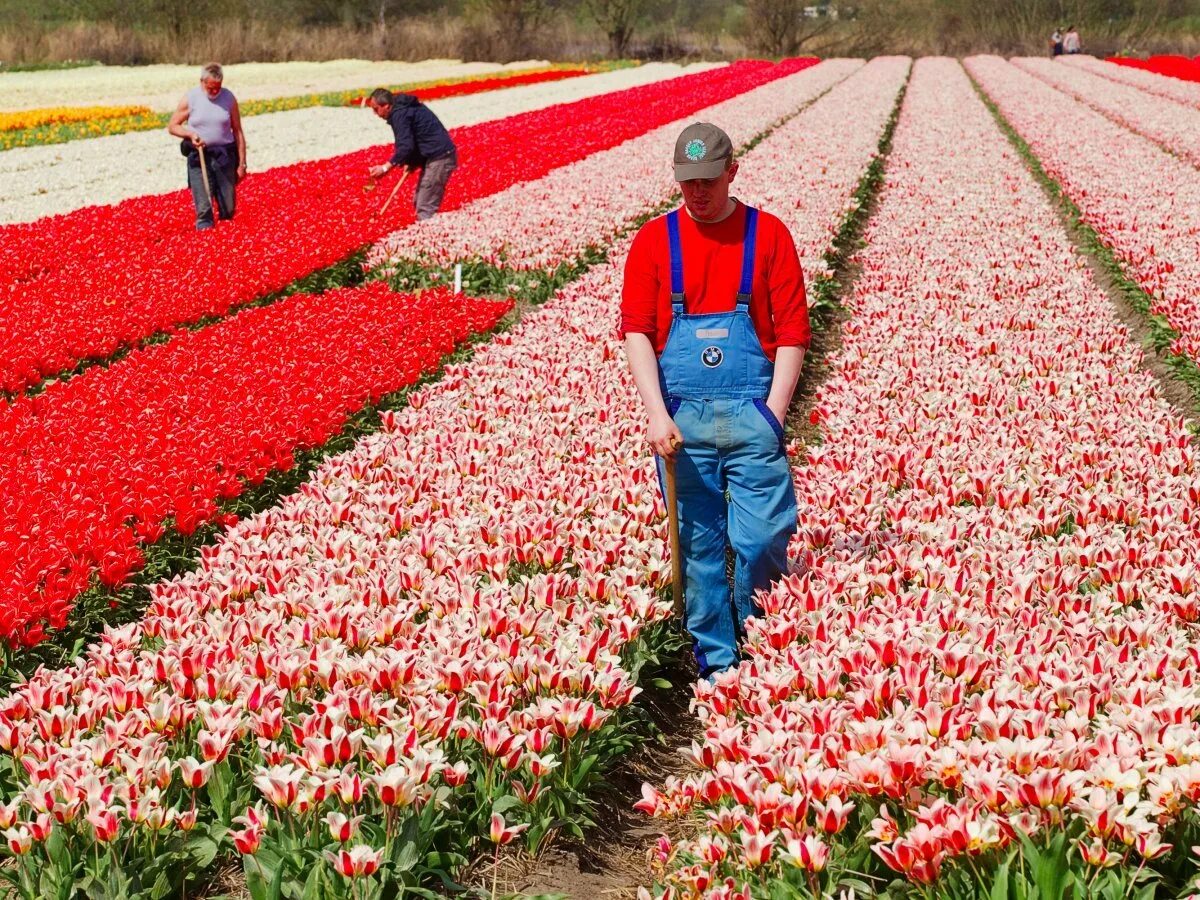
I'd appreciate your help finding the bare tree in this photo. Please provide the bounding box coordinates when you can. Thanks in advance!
[468,0,555,56]
[742,0,838,56]
[585,0,643,56]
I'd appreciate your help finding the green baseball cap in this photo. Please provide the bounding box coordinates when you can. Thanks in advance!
[674,122,733,181]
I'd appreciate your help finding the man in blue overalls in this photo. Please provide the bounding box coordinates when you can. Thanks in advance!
[621,123,811,679]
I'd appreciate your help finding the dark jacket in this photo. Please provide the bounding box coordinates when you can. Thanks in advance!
[387,95,455,169]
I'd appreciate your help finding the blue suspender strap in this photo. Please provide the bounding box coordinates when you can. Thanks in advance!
[666,210,685,313]
[736,206,759,307]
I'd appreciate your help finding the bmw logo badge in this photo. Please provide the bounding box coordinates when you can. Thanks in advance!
[701,346,723,368]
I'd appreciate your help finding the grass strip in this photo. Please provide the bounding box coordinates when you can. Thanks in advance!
[967,68,1200,410]
[807,65,910,316]
[0,59,100,72]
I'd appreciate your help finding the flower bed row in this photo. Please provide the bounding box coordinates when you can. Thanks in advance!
[735,56,911,290]
[1066,54,1200,111]
[967,56,1200,367]
[0,63,715,227]
[0,65,597,152]
[0,249,672,899]
[1012,57,1200,169]
[641,56,1200,899]
[0,59,525,120]
[0,103,153,133]
[0,59,802,395]
[338,65,593,107]
[0,283,511,649]
[366,57,839,274]
[1107,53,1200,84]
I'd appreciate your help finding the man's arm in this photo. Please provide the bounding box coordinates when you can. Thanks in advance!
[624,333,683,459]
[370,115,414,179]
[230,97,247,178]
[763,219,810,425]
[621,226,683,459]
[167,95,199,144]
[766,345,806,426]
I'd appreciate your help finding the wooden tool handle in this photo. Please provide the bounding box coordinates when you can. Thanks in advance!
[664,451,684,620]
[197,145,216,221]
[375,166,412,218]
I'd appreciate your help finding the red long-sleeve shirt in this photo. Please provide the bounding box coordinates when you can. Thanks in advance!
[620,202,810,360]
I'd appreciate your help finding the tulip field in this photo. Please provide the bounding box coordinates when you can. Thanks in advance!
[2,49,1200,900]
[1105,54,1200,87]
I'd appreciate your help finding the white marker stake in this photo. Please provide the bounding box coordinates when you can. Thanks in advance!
[453,263,462,295]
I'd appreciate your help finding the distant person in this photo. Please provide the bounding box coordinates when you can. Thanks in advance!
[1050,28,1064,57]
[367,88,457,221]
[1063,26,1082,54]
[167,62,246,231]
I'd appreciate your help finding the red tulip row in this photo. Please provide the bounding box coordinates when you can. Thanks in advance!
[0,59,808,395]
[340,66,593,106]
[0,283,511,647]
[1107,54,1200,84]
[1062,55,1200,111]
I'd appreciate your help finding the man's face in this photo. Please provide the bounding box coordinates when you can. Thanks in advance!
[368,100,390,119]
[679,161,738,222]
[201,77,222,98]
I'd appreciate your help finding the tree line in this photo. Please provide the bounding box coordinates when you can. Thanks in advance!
[1,0,1197,65]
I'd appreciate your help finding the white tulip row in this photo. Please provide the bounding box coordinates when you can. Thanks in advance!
[0,63,720,225]
[1063,54,1200,111]
[967,55,1200,365]
[0,59,539,113]
[646,55,1200,897]
[1013,56,1200,169]
[736,56,911,283]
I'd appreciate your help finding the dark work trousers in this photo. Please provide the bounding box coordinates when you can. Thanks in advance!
[414,151,457,220]
[186,145,238,230]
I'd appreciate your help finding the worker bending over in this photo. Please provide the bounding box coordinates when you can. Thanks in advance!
[367,88,457,220]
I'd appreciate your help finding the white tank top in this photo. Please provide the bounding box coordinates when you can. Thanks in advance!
[187,86,235,146]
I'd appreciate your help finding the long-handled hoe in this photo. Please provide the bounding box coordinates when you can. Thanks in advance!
[372,166,413,219]
[664,443,684,620]
[198,145,217,226]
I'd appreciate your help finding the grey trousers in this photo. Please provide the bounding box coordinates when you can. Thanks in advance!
[414,151,457,220]
[187,149,237,230]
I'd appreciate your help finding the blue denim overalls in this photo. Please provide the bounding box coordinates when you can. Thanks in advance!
[657,206,798,677]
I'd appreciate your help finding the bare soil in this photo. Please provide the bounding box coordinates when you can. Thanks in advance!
[504,653,703,899]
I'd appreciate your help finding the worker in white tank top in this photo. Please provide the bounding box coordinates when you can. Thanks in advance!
[168,62,247,231]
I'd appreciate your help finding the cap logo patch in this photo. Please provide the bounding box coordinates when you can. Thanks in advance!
[684,139,707,161]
